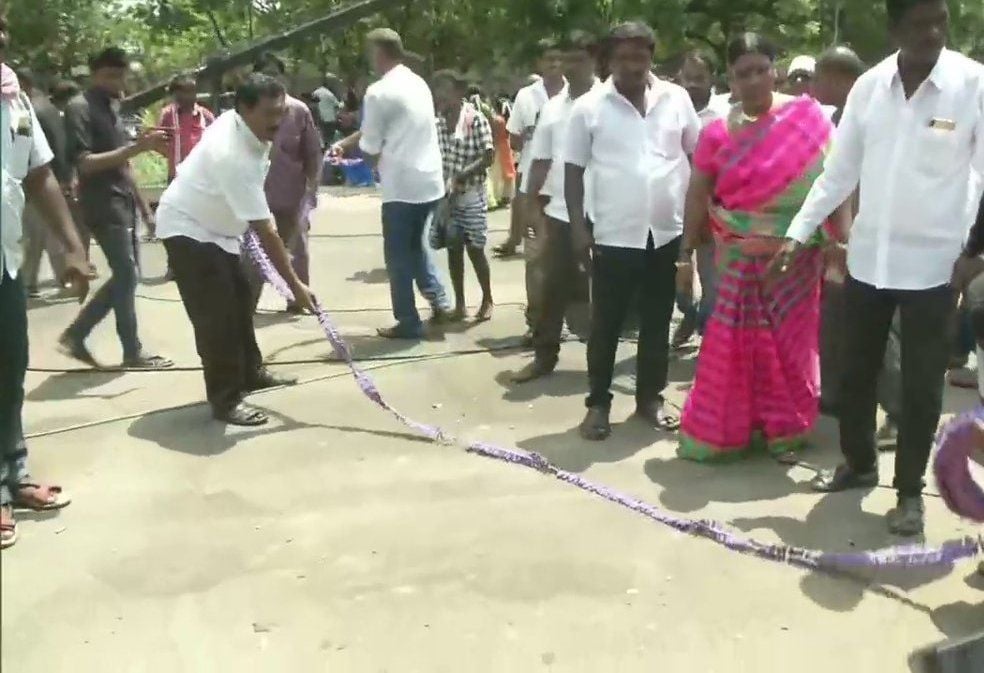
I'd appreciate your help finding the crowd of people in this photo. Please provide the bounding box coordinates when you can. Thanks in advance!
[2,0,984,551]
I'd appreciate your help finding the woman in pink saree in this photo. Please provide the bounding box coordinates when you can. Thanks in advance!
[676,33,848,461]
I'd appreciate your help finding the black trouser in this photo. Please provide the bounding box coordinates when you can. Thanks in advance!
[587,235,679,409]
[839,275,955,496]
[164,236,263,414]
[532,217,590,364]
[0,271,30,506]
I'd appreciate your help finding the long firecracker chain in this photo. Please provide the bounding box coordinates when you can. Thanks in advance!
[243,230,983,570]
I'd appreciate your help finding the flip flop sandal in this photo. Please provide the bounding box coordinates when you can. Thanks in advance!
[474,305,494,323]
[124,355,174,370]
[14,483,72,511]
[216,404,269,427]
[1,519,17,550]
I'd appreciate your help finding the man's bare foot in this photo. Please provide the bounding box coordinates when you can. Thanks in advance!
[475,301,494,323]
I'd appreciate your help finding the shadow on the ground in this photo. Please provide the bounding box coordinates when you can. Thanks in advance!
[643,454,803,513]
[906,568,984,672]
[731,491,957,614]
[263,332,422,363]
[26,371,131,402]
[517,416,670,473]
[496,355,636,402]
[128,405,308,456]
[347,267,389,285]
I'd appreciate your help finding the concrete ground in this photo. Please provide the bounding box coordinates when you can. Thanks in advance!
[3,188,982,672]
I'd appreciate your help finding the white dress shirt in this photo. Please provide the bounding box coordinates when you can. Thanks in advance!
[564,76,701,249]
[788,49,984,290]
[359,64,444,204]
[507,78,566,186]
[528,82,600,223]
[156,110,273,255]
[1,92,53,279]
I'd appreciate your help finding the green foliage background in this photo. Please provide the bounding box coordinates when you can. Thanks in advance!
[7,0,984,89]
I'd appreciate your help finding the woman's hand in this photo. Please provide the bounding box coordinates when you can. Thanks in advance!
[676,259,695,299]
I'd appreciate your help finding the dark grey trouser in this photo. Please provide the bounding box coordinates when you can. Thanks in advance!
[0,272,30,506]
[65,196,142,359]
[820,280,901,420]
[838,275,955,496]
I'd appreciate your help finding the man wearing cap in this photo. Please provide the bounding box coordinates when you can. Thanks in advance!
[786,54,816,96]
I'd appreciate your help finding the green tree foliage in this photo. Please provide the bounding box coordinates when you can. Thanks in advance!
[7,0,984,87]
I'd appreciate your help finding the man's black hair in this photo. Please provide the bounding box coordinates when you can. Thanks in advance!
[886,0,944,25]
[235,72,285,111]
[253,51,286,75]
[609,22,656,51]
[88,46,129,71]
[563,29,597,53]
[680,49,715,73]
[168,73,197,94]
[432,69,468,90]
[536,37,562,54]
[466,83,483,98]
[816,45,866,79]
[726,32,778,66]
[367,28,405,60]
[51,79,80,105]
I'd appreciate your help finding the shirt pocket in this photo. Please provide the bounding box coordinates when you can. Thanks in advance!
[8,134,34,180]
[915,124,962,175]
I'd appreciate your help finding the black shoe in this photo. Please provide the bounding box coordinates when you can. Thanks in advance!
[876,418,898,452]
[579,407,611,441]
[511,358,556,384]
[248,368,297,392]
[810,464,879,493]
[887,495,925,537]
[520,330,535,349]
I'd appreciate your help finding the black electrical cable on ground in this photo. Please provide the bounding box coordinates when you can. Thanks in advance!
[26,342,529,374]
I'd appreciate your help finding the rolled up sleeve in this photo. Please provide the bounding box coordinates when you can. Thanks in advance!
[358,90,386,155]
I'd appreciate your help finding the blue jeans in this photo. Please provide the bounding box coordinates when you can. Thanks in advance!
[382,200,450,335]
[66,218,142,359]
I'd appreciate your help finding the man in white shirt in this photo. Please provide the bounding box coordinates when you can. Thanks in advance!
[156,74,316,427]
[565,22,701,440]
[494,40,566,259]
[1,12,90,549]
[777,0,984,536]
[672,50,721,350]
[512,30,598,383]
[358,28,452,339]
[311,75,340,145]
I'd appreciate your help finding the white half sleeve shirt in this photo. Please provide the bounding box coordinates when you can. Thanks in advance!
[359,64,445,204]
[787,49,984,290]
[507,79,566,186]
[1,93,54,279]
[156,110,273,255]
[529,83,600,223]
[564,76,701,249]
